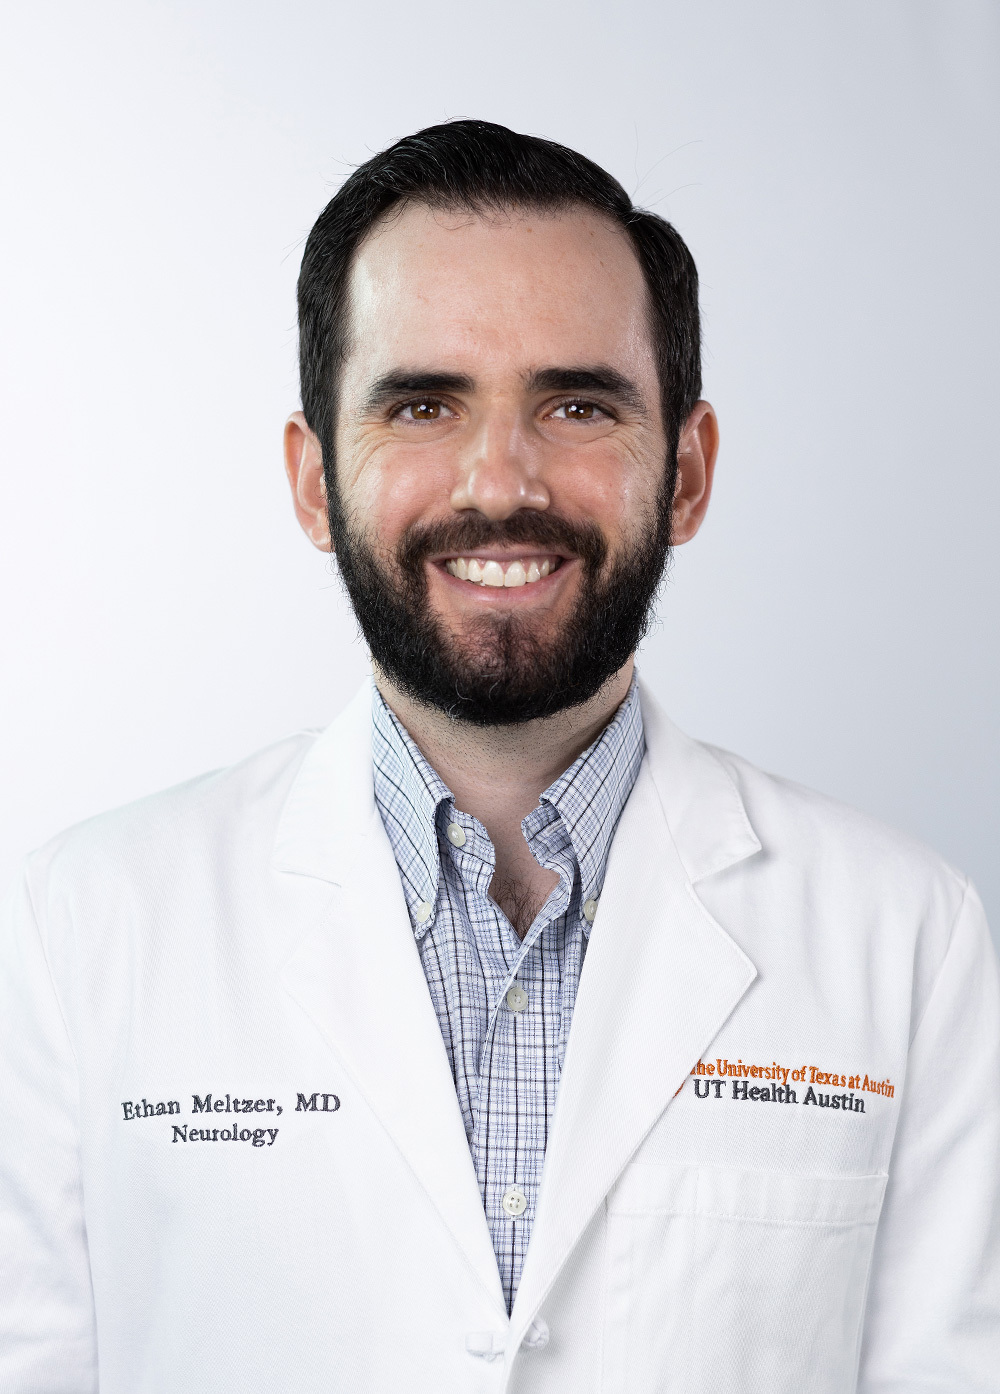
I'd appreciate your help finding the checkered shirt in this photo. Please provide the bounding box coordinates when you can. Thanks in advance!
[371,680,645,1312]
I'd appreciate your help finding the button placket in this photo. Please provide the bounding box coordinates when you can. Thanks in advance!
[374,677,646,1316]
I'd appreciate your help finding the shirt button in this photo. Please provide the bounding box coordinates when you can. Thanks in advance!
[505,983,529,1013]
[501,1186,527,1218]
[583,897,599,923]
[414,900,432,924]
[446,823,467,848]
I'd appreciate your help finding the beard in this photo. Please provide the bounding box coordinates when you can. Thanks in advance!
[328,485,673,726]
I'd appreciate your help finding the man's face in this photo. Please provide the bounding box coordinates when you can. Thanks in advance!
[326,202,676,722]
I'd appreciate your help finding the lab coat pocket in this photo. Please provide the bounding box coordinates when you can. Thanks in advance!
[602,1161,887,1394]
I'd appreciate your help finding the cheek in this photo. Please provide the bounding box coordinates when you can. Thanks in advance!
[338,439,456,545]
[546,447,661,546]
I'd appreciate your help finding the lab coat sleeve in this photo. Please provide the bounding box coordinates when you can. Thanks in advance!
[0,869,98,1392]
[858,880,1000,1391]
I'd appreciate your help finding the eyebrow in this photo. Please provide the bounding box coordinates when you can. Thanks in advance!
[524,366,647,413]
[361,371,476,414]
[359,363,647,415]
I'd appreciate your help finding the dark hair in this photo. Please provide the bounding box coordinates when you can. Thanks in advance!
[297,119,701,473]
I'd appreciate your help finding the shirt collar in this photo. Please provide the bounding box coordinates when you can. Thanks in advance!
[371,677,645,940]
[528,677,644,934]
[371,693,450,933]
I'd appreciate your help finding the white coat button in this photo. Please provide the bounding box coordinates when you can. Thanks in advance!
[414,900,432,924]
[523,1316,549,1350]
[506,983,529,1013]
[583,897,599,923]
[502,1186,527,1218]
[446,823,466,848]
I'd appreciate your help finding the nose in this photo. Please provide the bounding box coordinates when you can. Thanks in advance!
[449,413,550,520]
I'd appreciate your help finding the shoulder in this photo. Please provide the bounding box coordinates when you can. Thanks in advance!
[706,739,966,900]
[690,740,998,1052]
[687,739,979,1017]
[24,729,322,899]
[21,680,376,923]
[637,681,972,983]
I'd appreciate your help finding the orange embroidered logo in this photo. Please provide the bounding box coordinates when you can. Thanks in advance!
[683,1057,895,1114]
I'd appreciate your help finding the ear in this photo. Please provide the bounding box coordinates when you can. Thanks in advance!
[670,401,718,545]
[284,412,333,552]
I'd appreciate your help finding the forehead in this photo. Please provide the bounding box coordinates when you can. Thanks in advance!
[343,201,655,384]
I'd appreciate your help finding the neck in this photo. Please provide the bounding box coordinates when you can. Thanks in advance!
[374,660,634,822]
[375,661,634,936]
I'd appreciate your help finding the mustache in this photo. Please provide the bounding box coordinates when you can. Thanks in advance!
[396,510,608,575]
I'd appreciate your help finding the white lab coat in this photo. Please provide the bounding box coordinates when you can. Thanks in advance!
[1,679,998,1393]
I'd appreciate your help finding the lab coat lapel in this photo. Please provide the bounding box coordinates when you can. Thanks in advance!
[510,683,761,1340]
[273,683,506,1317]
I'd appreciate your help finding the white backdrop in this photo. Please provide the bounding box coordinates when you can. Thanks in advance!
[2,1,998,944]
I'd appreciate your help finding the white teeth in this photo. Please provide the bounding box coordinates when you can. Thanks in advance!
[504,561,526,587]
[445,556,559,587]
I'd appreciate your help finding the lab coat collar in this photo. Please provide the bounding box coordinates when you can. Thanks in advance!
[636,676,761,882]
[272,675,760,890]
[274,677,508,1318]
[272,678,377,885]
[508,684,761,1350]
[273,677,763,1343]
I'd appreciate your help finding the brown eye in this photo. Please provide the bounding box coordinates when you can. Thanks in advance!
[408,401,441,420]
[564,402,595,419]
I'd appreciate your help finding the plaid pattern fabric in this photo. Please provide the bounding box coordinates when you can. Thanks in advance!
[371,680,645,1312]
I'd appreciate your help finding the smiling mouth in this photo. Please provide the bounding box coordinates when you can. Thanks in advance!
[442,556,564,588]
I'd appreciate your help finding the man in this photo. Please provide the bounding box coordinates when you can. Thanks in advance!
[1,120,997,1393]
